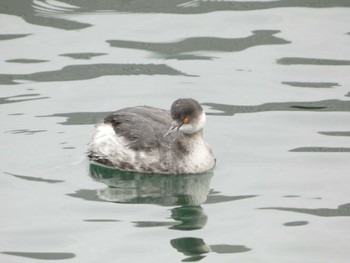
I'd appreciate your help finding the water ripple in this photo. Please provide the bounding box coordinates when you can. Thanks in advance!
[5,172,64,184]
[0,63,193,85]
[260,203,350,217]
[0,34,31,41]
[290,147,350,153]
[59,52,107,60]
[277,57,350,66]
[203,99,350,116]
[282,82,340,88]
[6,59,49,63]
[2,252,75,260]
[2,0,349,30]
[0,94,49,105]
[107,30,290,59]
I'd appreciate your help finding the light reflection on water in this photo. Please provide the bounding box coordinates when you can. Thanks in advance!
[170,237,251,261]
[86,162,253,259]
[87,162,256,230]
[88,162,213,207]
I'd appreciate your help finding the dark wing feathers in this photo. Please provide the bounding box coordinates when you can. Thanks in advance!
[105,106,172,150]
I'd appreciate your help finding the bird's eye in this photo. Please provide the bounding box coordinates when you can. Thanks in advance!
[183,117,189,123]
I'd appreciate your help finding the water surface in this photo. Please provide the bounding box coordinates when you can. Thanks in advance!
[1,1,350,262]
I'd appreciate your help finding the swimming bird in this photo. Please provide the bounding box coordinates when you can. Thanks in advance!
[88,98,215,174]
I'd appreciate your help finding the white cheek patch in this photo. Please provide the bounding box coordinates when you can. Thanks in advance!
[179,111,206,134]
[179,123,195,134]
[196,111,206,130]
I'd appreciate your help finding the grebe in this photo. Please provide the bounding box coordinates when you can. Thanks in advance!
[88,98,215,174]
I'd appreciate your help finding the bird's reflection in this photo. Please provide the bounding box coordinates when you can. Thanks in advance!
[89,162,213,206]
[171,237,210,261]
[171,237,252,261]
[88,162,213,230]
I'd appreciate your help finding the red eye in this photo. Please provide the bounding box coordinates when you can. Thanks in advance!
[183,117,189,123]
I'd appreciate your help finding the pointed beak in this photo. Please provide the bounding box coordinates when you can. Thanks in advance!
[164,121,182,137]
